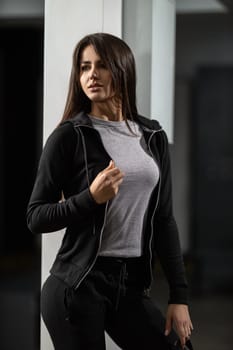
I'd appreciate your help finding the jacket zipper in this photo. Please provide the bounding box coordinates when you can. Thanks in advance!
[74,124,110,290]
[147,129,162,290]
[74,201,109,290]
[77,127,95,235]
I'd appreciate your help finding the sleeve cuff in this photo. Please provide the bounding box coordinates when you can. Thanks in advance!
[168,286,189,305]
[72,188,100,214]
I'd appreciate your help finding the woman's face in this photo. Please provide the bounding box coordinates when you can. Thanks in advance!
[79,45,114,105]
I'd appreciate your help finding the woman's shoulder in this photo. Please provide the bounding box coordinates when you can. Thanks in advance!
[43,120,78,156]
[136,114,163,131]
[47,120,77,140]
[135,114,163,132]
[135,114,169,154]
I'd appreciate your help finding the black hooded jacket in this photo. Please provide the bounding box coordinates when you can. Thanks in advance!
[27,112,188,304]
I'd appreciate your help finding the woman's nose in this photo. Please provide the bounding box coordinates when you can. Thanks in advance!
[89,66,98,80]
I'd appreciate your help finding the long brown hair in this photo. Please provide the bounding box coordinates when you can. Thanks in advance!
[60,32,138,123]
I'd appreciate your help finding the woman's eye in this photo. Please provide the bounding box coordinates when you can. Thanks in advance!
[81,65,90,71]
[99,62,107,69]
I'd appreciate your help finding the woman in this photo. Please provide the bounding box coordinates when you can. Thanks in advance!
[27,32,194,350]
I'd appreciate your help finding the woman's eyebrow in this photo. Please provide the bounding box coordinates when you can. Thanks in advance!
[80,59,103,64]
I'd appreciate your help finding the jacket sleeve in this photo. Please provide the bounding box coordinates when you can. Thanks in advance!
[154,130,189,305]
[26,123,99,234]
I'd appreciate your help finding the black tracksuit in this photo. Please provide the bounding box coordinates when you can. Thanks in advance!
[27,112,190,350]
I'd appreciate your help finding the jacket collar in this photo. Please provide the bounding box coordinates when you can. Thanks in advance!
[134,114,162,132]
[70,111,162,132]
[71,111,93,127]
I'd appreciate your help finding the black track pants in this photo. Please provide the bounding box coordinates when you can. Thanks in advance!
[41,257,192,350]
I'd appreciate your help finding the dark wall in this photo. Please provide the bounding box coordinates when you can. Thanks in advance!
[174,13,233,294]
[0,25,43,253]
[192,66,233,293]
[0,23,44,350]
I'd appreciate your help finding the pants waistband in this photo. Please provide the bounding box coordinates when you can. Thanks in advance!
[94,255,145,310]
[94,255,144,272]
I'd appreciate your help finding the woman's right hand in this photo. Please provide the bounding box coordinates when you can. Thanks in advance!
[89,160,124,204]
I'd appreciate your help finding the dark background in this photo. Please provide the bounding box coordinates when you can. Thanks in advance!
[0,22,43,349]
[191,66,233,294]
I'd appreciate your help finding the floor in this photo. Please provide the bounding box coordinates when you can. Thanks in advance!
[151,274,233,350]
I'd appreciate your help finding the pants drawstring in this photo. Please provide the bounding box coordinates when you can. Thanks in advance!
[115,261,128,310]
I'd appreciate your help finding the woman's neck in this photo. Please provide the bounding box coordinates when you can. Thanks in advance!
[90,102,123,122]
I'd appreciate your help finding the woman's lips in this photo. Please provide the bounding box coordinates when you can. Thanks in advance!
[88,84,103,91]
[89,84,102,88]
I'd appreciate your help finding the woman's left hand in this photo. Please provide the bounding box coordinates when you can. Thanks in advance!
[165,304,194,348]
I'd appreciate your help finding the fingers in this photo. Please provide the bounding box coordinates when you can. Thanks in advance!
[101,170,124,191]
[103,160,115,172]
[165,316,172,336]
[100,161,124,183]
[90,160,124,204]
[107,168,124,182]
[177,321,193,348]
[186,322,193,337]
[165,305,193,349]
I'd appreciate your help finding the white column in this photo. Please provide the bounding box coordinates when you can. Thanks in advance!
[42,1,122,349]
[151,0,176,142]
[123,0,176,143]
[123,0,153,118]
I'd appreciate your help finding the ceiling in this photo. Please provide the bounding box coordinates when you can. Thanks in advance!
[176,0,230,14]
[219,0,233,12]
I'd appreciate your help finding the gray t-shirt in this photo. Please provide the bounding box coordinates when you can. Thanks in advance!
[90,116,159,257]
